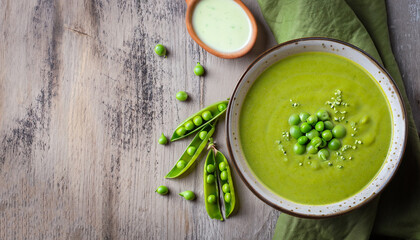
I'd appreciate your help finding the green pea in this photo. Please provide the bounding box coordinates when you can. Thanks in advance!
[224,193,232,203]
[219,162,227,171]
[176,91,188,101]
[206,164,215,173]
[316,109,330,121]
[179,190,196,200]
[176,160,186,169]
[307,115,318,125]
[176,127,186,136]
[318,149,330,161]
[322,130,333,141]
[293,143,305,155]
[207,194,216,204]
[315,121,324,132]
[310,137,323,148]
[194,62,205,76]
[332,125,346,138]
[184,121,195,131]
[187,146,196,156]
[290,125,303,139]
[155,185,169,195]
[288,114,301,125]
[193,116,203,126]
[320,139,327,148]
[154,44,166,56]
[206,174,215,184]
[306,129,320,140]
[328,138,341,150]
[218,103,227,112]
[299,112,310,122]
[300,122,312,133]
[297,136,309,145]
[222,183,230,193]
[306,144,318,154]
[324,121,334,130]
[199,131,208,140]
[158,133,168,145]
[220,170,228,181]
[202,111,213,121]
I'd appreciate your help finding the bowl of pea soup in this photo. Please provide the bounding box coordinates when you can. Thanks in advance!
[226,38,407,218]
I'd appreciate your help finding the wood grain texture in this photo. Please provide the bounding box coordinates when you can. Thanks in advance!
[0,0,418,239]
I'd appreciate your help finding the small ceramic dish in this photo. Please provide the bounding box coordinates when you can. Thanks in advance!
[226,37,407,218]
[185,0,257,59]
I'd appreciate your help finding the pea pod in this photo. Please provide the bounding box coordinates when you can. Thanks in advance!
[203,149,223,221]
[215,150,236,218]
[170,100,228,141]
[165,122,217,178]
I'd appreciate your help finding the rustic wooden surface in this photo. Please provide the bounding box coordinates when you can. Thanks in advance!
[0,0,418,239]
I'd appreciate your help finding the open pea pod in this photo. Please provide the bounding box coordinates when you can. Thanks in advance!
[215,150,236,218]
[170,100,228,141]
[165,121,217,179]
[203,150,223,221]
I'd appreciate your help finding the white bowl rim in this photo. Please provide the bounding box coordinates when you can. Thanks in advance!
[225,37,408,218]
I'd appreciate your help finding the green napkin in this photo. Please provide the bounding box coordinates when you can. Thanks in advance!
[257,0,420,239]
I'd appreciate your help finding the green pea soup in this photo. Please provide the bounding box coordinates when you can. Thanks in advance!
[239,52,392,205]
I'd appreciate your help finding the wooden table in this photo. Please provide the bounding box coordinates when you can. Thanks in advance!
[1,1,419,239]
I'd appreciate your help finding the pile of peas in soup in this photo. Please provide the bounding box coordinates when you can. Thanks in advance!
[239,52,392,205]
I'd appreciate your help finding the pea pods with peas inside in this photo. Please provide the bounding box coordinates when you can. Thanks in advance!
[165,122,217,178]
[203,149,223,221]
[215,150,236,218]
[170,100,228,141]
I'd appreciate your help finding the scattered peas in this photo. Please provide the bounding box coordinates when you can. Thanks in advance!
[184,121,195,131]
[318,149,330,160]
[219,162,227,171]
[220,170,228,181]
[332,125,346,138]
[207,195,216,204]
[187,146,196,156]
[179,190,196,200]
[328,138,341,150]
[322,130,333,141]
[293,143,306,155]
[297,136,309,145]
[300,122,312,133]
[154,44,166,56]
[316,109,330,121]
[324,121,334,130]
[193,116,203,126]
[307,115,318,125]
[176,91,188,101]
[206,174,215,184]
[288,114,301,125]
[199,131,208,140]
[224,193,232,203]
[306,129,320,140]
[206,164,215,173]
[155,185,169,195]
[176,160,186,169]
[222,183,230,193]
[194,62,205,76]
[218,103,227,112]
[176,127,186,136]
[202,111,213,121]
[290,125,303,139]
[158,133,168,145]
[299,112,310,122]
[315,121,324,132]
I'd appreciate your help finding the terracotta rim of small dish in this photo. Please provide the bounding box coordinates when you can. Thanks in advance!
[185,0,258,59]
[225,37,408,218]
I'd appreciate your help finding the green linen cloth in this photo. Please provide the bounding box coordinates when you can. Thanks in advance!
[256,0,420,239]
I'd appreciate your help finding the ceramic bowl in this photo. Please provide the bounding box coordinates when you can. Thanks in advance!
[185,0,257,59]
[226,37,407,218]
